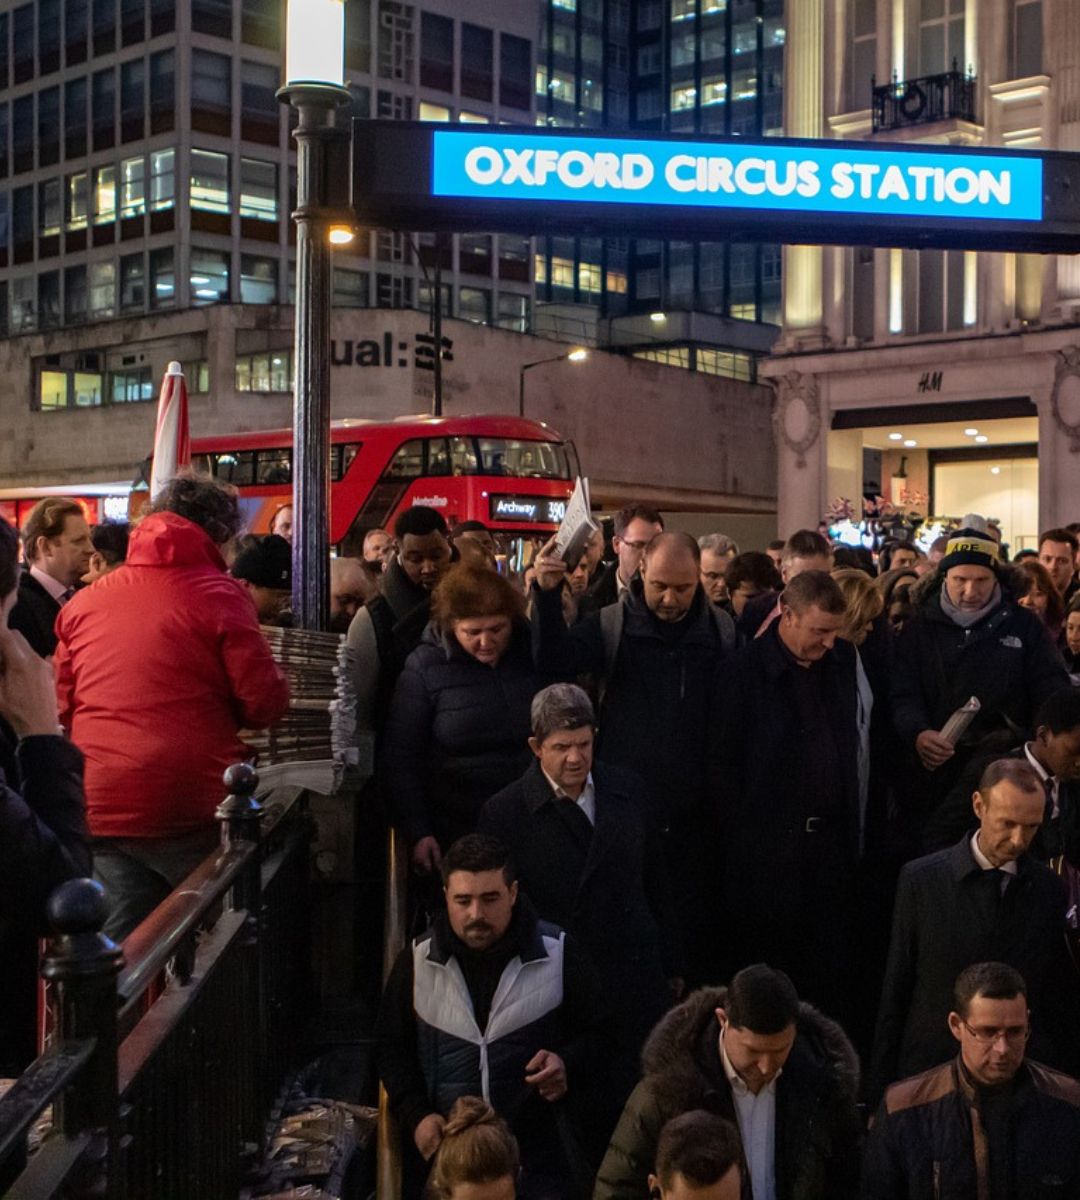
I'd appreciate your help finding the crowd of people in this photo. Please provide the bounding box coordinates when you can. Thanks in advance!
[4,478,1080,1198]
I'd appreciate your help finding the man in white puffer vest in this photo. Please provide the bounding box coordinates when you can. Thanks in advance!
[376,833,609,1200]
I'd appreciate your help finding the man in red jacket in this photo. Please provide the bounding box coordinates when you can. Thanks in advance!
[54,474,289,940]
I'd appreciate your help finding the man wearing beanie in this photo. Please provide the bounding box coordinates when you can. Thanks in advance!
[891,519,1070,824]
[231,534,292,624]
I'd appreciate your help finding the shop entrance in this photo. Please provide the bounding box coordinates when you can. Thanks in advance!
[828,400,1038,551]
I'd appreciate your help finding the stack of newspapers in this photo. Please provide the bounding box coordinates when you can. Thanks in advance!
[241,626,357,796]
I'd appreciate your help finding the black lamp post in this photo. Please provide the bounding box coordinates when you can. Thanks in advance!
[517,348,588,418]
[277,0,350,631]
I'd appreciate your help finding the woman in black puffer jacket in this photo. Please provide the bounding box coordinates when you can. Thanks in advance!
[381,563,545,874]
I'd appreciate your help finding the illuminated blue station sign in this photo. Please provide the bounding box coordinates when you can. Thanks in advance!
[352,122,1080,253]
[432,132,1043,224]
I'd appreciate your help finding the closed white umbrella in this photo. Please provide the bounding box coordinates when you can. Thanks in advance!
[149,361,191,501]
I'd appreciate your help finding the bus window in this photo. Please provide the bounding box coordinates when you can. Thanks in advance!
[256,448,292,484]
[213,451,257,485]
[335,442,362,479]
[386,439,424,479]
[476,438,569,479]
[426,438,451,476]
[450,436,477,475]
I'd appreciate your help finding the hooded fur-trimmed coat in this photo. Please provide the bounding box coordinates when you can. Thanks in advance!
[593,986,863,1200]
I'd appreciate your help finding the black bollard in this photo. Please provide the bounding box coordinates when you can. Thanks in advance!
[41,878,123,1197]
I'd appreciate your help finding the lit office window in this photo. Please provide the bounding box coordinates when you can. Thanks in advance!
[694,75,723,107]
[190,247,230,303]
[458,287,490,324]
[578,261,602,293]
[40,370,69,409]
[496,293,529,332]
[671,0,696,19]
[458,111,489,123]
[120,156,146,218]
[120,251,144,310]
[150,148,174,210]
[239,158,276,220]
[671,84,697,110]
[11,275,34,330]
[549,71,575,103]
[111,365,154,402]
[190,149,229,213]
[89,260,116,317]
[93,165,116,223]
[419,101,450,121]
[240,254,277,303]
[73,371,103,406]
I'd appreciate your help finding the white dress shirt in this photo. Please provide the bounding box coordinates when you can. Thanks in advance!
[720,1031,778,1200]
[1023,742,1059,820]
[542,769,596,825]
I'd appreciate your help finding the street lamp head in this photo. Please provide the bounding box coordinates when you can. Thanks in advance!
[328,224,356,246]
[284,0,346,88]
[567,347,588,362]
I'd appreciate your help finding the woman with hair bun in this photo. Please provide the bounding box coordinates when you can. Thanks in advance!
[428,1097,519,1200]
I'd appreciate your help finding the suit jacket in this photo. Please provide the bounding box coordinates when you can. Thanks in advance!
[925,743,1080,867]
[479,759,680,1055]
[871,836,1079,1098]
[8,570,62,658]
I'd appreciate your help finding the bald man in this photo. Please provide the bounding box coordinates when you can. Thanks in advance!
[329,556,378,634]
[532,531,734,984]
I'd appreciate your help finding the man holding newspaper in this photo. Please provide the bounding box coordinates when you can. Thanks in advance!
[890,524,1070,827]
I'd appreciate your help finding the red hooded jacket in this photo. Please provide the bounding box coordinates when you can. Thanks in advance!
[54,512,289,838]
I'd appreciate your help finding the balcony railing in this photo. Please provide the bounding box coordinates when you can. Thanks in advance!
[872,63,977,133]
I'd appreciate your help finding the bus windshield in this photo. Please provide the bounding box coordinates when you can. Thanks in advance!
[474,438,569,479]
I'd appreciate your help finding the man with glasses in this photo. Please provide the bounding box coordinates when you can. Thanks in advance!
[863,962,1080,1197]
[871,759,1079,1099]
[578,503,664,618]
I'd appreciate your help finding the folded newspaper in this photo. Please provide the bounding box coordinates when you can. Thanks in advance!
[551,476,599,570]
[939,695,981,746]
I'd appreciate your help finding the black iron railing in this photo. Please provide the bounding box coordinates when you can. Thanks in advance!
[0,764,313,1199]
[872,63,977,133]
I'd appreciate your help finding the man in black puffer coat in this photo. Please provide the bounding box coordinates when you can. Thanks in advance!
[891,525,1070,825]
[381,607,544,859]
[594,966,863,1200]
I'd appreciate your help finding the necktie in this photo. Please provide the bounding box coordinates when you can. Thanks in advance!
[60,587,75,604]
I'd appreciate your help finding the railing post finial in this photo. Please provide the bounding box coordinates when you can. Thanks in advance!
[41,878,123,1195]
[216,762,264,848]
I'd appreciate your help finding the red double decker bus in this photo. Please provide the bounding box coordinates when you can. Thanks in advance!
[187,414,579,549]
